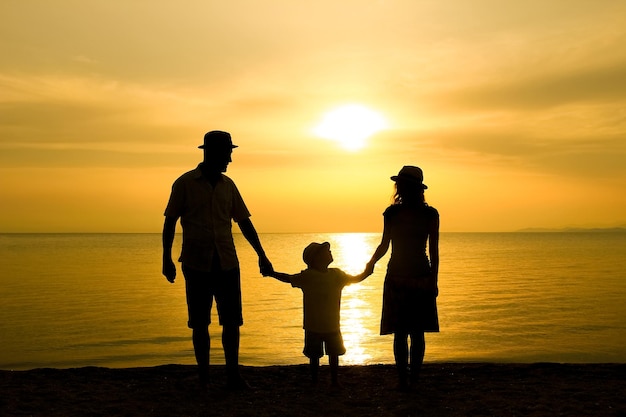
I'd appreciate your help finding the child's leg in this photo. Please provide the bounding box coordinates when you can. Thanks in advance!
[329,354,339,385]
[309,357,320,383]
[304,331,322,383]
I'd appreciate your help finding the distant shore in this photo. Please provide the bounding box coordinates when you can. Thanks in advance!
[515,227,626,233]
[2,363,624,416]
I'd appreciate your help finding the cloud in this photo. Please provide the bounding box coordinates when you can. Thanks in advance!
[444,61,626,111]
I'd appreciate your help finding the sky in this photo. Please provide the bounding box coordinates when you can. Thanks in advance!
[1,0,625,233]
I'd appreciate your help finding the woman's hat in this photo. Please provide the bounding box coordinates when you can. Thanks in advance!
[391,165,428,189]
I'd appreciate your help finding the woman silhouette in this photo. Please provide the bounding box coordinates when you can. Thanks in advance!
[365,165,439,390]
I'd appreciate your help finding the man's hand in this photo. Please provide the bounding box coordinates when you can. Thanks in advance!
[259,254,274,277]
[162,216,178,284]
[163,258,177,283]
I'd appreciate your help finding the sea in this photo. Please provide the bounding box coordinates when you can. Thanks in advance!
[1,232,625,370]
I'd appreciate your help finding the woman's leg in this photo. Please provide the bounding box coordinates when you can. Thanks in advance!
[393,332,409,388]
[309,357,320,383]
[409,332,425,384]
[329,354,339,385]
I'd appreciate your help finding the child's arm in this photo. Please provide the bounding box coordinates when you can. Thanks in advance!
[267,271,294,284]
[346,270,371,284]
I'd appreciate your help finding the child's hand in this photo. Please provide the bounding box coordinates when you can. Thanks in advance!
[261,268,276,278]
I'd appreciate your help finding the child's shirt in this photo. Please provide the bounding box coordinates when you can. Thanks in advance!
[290,268,351,334]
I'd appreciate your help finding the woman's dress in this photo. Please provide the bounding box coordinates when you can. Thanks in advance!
[380,204,440,335]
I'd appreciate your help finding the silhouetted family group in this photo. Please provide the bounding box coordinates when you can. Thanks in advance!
[162,130,439,392]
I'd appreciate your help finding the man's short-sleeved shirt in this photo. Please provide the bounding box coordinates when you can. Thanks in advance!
[290,268,351,333]
[164,164,251,271]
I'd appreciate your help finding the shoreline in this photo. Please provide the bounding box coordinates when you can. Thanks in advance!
[2,363,624,416]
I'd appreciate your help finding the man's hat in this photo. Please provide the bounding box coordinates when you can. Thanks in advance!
[198,130,238,149]
[302,242,330,266]
[391,165,428,189]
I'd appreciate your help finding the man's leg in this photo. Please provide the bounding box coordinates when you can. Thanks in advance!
[215,263,248,389]
[222,324,240,381]
[183,265,213,387]
[192,327,211,385]
[223,324,252,390]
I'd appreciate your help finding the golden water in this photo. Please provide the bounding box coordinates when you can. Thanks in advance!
[1,232,625,370]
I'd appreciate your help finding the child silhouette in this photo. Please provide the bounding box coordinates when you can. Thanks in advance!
[268,242,370,385]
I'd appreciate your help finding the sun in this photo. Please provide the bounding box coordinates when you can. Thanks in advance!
[312,104,388,151]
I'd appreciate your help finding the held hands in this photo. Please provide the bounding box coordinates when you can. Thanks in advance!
[353,261,375,282]
[364,261,376,277]
[259,254,274,277]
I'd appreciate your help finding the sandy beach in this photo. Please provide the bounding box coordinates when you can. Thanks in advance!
[1,363,624,416]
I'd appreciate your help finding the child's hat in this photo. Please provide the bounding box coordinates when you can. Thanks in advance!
[303,242,330,266]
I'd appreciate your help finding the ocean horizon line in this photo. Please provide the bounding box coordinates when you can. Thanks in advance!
[2,227,625,235]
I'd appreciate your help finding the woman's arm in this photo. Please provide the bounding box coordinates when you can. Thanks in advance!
[428,212,440,295]
[365,219,391,275]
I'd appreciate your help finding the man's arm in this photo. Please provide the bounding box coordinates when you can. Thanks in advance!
[237,217,274,276]
[162,216,178,283]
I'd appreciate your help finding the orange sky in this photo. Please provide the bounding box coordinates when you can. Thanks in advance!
[1,1,625,232]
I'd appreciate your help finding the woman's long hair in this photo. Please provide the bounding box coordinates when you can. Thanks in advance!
[392,181,426,206]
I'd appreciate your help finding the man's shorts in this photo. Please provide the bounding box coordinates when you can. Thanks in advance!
[303,330,346,359]
[182,263,243,329]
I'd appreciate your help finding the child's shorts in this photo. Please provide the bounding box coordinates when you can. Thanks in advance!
[303,330,346,359]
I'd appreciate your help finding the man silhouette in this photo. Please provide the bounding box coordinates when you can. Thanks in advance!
[162,130,273,390]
